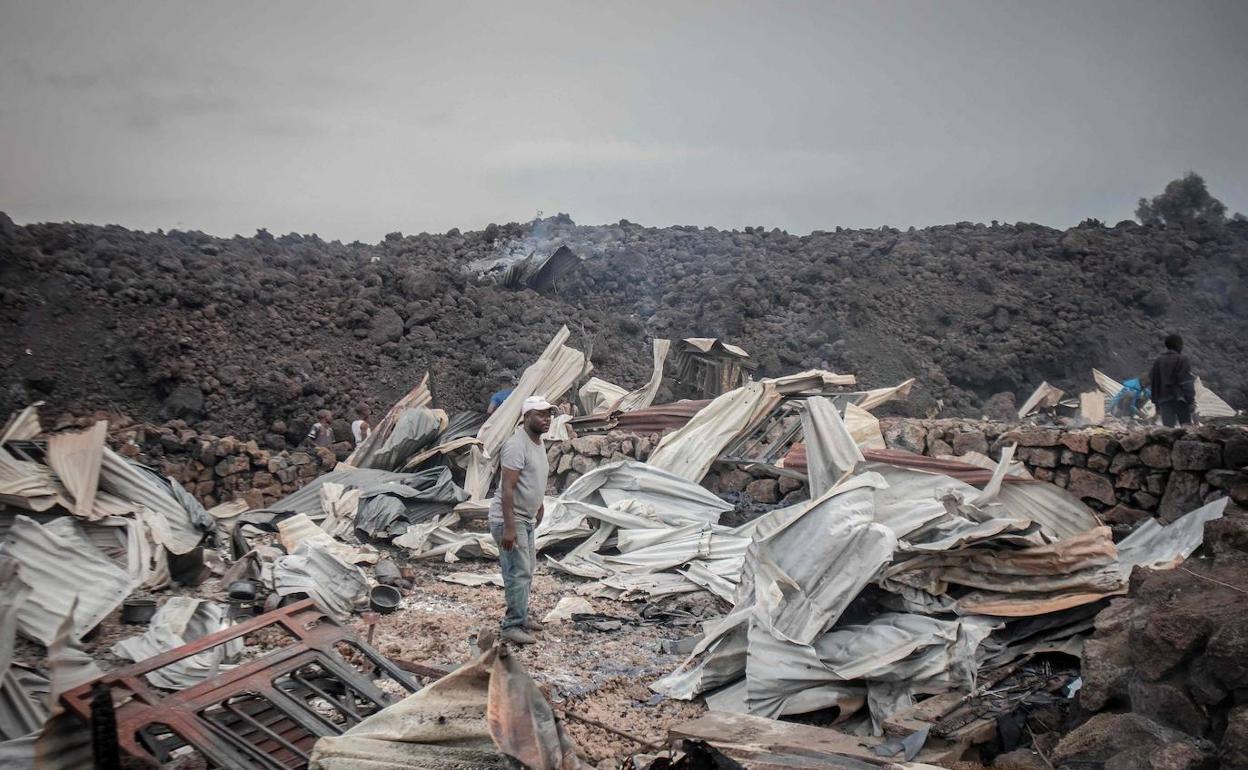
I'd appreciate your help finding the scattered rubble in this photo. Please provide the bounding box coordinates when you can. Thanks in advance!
[0,329,1246,769]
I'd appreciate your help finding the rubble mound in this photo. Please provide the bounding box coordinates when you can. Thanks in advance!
[1,212,1246,440]
[1059,509,1248,770]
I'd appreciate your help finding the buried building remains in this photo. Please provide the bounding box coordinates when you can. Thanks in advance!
[0,324,1246,770]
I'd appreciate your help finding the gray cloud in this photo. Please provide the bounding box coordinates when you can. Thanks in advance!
[1,0,1246,241]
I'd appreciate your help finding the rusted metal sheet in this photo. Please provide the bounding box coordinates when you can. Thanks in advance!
[59,599,419,769]
[569,399,710,435]
[783,445,1037,488]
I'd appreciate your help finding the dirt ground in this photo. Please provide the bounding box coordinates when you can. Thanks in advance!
[11,552,719,768]
[347,556,718,765]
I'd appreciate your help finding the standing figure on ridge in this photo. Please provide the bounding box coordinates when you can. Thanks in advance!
[1148,334,1195,427]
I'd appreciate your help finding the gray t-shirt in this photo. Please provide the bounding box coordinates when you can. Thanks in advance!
[488,428,549,524]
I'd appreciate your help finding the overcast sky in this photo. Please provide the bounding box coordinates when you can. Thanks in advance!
[1,1,1245,242]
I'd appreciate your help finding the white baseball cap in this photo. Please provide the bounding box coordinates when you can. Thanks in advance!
[522,396,556,415]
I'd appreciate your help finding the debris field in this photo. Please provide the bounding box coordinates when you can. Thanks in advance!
[1,314,1247,769]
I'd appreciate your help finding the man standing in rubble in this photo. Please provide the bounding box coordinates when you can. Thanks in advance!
[489,395,556,645]
[1148,334,1196,427]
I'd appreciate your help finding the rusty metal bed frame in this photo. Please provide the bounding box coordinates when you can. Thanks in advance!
[60,599,421,769]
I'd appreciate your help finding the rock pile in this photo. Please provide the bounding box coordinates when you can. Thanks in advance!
[81,415,348,509]
[1052,527,1248,769]
[2,211,1245,439]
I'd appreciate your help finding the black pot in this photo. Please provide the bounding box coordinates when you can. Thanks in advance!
[227,580,257,602]
[122,598,158,624]
[369,585,402,614]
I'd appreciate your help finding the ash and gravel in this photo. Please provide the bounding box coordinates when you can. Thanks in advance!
[347,557,718,764]
[10,547,716,765]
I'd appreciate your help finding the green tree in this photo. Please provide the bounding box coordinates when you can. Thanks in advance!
[1136,172,1227,227]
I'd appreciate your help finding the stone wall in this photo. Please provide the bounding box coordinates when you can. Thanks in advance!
[112,413,1248,517]
[879,419,1248,524]
[545,431,659,491]
[545,419,1248,523]
[112,419,349,509]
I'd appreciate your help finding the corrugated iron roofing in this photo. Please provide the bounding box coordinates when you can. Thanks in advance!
[45,422,107,519]
[3,515,137,645]
[569,399,710,435]
[783,444,1037,488]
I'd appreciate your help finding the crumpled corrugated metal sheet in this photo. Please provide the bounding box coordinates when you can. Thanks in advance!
[309,644,582,770]
[992,480,1101,542]
[0,554,44,744]
[276,513,379,564]
[568,399,709,435]
[1117,496,1228,572]
[577,377,627,416]
[353,405,447,472]
[45,422,107,519]
[800,396,864,497]
[651,446,1129,722]
[603,524,748,577]
[884,526,1127,617]
[613,338,672,413]
[563,461,729,522]
[345,374,432,468]
[844,402,887,449]
[1017,381,1065,417]
[0,405,42,444]
[0,447,60,512]
[651,609,751,700]
[271,540,368,618]
[866,448,1038,489]
[1194,377,1237,418]
[3,515,137,645]
[528,462,737,592]
[578,571,702,601]
[747,482,897,645]
[20,598,98,770]
[817,450,1093,543]
[647,381,779,482]
[98,447,210,554]
[743,613,997,722]
[112,598,241,689]
[320,482,360,539]
[855,379,916,412]
[488,648,583,770]
[768,369,858,395]
[357,467,466,538]
[253,466,466,537]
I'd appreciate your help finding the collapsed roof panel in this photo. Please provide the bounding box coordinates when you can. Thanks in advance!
[45,421,106,519]
[3,515,138,646]
[98,446,211,555]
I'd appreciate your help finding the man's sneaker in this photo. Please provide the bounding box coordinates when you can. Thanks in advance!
[500,627,537,645]
[524,618,546,632]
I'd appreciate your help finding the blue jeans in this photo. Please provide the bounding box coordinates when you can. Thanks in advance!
[489,519,535,629]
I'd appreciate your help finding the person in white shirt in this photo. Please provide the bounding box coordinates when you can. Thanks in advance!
[351,405,371,445]
[488,396,555,644]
